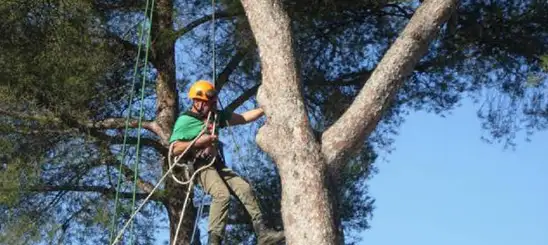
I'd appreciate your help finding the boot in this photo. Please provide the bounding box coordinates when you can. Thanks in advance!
[253,220,285,245]
[207,232,223,245]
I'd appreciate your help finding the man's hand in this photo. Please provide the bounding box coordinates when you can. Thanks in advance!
[171,134,217,156]
[195,134,217,147]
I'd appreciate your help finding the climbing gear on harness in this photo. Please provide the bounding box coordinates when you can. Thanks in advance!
[168,112,215,185]
[110,112,214,245]
[188,80,217,101]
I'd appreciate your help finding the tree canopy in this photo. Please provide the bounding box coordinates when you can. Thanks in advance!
[0,0,546,244]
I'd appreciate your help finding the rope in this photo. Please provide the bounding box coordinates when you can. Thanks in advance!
[128,0,156,243]
[171,113,219,245]
[110,122,209,245]
[108,0,153,243]
[167,112,212,184]
[172,3,218,243]
[190,193,206,243]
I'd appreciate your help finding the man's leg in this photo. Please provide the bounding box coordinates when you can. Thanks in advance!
[219,168,285,245]
[198,167,231,244]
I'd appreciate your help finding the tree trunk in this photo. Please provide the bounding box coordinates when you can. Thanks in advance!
[153,0,178,142]
[239,0,459,244]
[152,0,195,244]
[239,0,338,244]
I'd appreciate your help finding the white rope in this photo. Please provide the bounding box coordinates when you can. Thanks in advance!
[190,194,206,243]
[172,113,219,245]
[110,113,212,245]
[168,113,212,184]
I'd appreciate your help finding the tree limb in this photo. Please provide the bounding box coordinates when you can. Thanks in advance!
[0,108,163,140]
[225,84,260,112]
[216,47,252,90]
[0,185,156,200]
[321,0,459,167]
[105,32,138,53]
[240,1,337,243]
[86,118,163,137]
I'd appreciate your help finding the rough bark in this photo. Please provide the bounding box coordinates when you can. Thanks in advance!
[240,0,338,244]
[85,118,162,136]
[240,0,458,244]
[152,1,194,244]
[153,0,178,142]
[321,0,459,169]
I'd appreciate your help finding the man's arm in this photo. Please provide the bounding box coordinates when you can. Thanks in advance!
[171,134,217,155]
[227,108,264,126]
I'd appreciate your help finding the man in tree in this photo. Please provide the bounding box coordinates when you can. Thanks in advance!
[169,80,285,245]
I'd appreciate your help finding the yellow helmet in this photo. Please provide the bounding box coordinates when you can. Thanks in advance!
[188,80,216,101]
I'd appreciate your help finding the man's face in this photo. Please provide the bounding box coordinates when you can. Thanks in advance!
[195,97,217,114]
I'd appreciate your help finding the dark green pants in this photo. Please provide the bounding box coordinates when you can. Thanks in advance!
[197,165,262,236]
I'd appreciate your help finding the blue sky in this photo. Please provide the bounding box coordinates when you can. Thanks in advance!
[362,99,548,245]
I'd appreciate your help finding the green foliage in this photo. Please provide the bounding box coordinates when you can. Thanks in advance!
[0,213,43,245]
[0,0,116,117]
[1,0,547,244]
[541,54,548,71]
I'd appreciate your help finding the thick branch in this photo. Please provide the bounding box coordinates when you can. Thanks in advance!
[105,32,138,53]
[0,185,154,200]
[57,116,162,194]
[241,1,337,244]
[153,0,178,144]
[87,118,163,137]
[225,84,260,112]
[216,47,252,90]
[321,0,459,166]
[0,108,164,142]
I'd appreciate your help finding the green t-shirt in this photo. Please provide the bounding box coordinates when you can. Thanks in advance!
[169,110,232,143]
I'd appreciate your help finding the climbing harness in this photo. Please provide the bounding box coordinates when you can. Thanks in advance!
[167,112,214,185]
